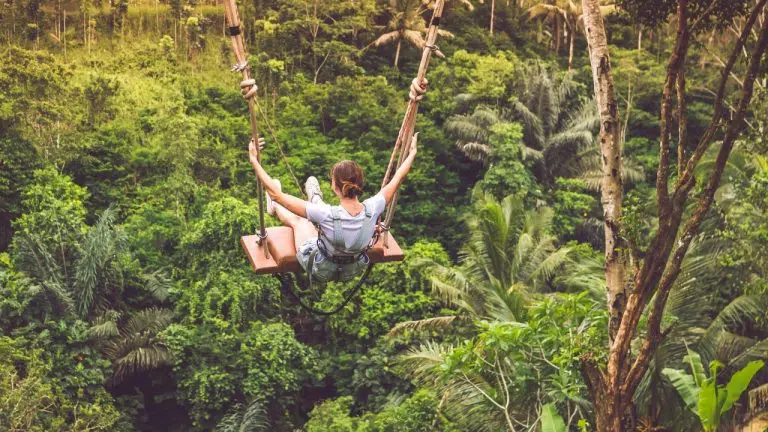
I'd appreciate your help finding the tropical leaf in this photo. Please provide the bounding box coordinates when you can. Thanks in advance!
[371,30,401,47]
[721,360,764,414]
[88,311,121,340]
[387,316,458,336]
[683,349,707,388]
[215,400,270,432]
[697,378,725,431]
[540,403,567,432]
[662,367,699,413]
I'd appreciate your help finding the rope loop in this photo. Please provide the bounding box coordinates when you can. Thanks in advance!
[408,77,429,102]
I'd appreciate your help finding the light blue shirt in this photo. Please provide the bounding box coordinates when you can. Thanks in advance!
[305,194,387,252]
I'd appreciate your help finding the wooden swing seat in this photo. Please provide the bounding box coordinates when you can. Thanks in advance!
[241,226,405,275]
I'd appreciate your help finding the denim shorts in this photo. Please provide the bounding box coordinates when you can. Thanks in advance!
[296,237,370,282]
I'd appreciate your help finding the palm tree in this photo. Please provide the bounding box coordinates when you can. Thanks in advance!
[370,0,453,68]
[215,400,270,432]
[415,190,578,322]
[508,64,643,189]
[89,307,174,385]
[13,207,130,318]
[526,0,617,70]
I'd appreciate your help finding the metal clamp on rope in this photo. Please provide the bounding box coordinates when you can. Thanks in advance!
[231,60,248,72]
[254,231,268,245]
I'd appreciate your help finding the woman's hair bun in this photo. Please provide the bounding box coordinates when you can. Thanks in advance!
[331,160,366,199]
[341,181,363,198]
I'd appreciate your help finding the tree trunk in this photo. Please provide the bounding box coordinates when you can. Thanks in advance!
[581,0,625,346]
[394,39,401,68]
[581,0,625,427]
[568,28,575,70]
[490,0,495,36]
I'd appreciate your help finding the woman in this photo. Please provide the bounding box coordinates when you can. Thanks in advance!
[247,79,426,282]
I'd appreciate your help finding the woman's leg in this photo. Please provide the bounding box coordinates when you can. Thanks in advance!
[274,204,317,250]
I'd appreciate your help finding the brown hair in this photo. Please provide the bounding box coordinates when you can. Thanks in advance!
[330,160,365,199]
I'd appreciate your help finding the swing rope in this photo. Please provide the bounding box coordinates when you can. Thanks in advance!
[275,264,373,317]
[253,97,305,197]
[221,0,268,251]
[379,0,446,247]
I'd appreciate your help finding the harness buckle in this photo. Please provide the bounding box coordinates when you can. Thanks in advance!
[254,230,268,245]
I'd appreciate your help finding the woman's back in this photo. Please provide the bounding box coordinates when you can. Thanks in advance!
[305,193,386,254]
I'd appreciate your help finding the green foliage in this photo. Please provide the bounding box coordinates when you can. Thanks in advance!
[164,321,322,430]
[663,347,765,432]
[2,2,767,431]
[617,0,750,29]
[420,191,592,322]
[12,167,88,253]
[540,403,567,432]
[305,390,454,432]
[0,335,124,431]
[327,241,447,342]
[401,293,607,431]
[551,178,597,239]
[481,122,541,200]
[215,399,269,432]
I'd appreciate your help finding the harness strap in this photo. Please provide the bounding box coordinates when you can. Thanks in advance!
[350,204,375,251]
[330,207,346,251]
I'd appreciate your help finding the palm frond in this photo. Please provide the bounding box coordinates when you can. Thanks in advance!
[215,400,270,432]
[74,206,127,317]
[143,270,172,302]
[88,311,121,340]
[402,29,426,49]
[399,341,453,383]
[371,30,401,47]
[457,142,494,161]
[122,307,174,336]
[527,247,572,289]
[109,343,173,384]
[12,232,65,286]
[388,316,458,337]
[709,295,768,333]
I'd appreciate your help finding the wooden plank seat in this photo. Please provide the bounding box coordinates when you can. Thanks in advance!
[241,226,405,275]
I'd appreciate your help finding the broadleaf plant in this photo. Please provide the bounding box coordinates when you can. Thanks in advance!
[662,347,764,432]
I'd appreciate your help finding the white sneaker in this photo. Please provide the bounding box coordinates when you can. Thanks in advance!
[265,179,280,216]
[305,176,323,204]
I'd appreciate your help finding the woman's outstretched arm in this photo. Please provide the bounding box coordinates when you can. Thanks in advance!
[379,132,418,206]
[379,78,427,205]
[249,139,309,218]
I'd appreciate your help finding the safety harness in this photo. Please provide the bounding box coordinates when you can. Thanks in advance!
[307,204,378,282]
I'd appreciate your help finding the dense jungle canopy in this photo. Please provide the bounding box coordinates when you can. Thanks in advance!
[1,0,768,430]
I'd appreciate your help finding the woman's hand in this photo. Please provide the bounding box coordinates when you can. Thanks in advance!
[248,137,266,167]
